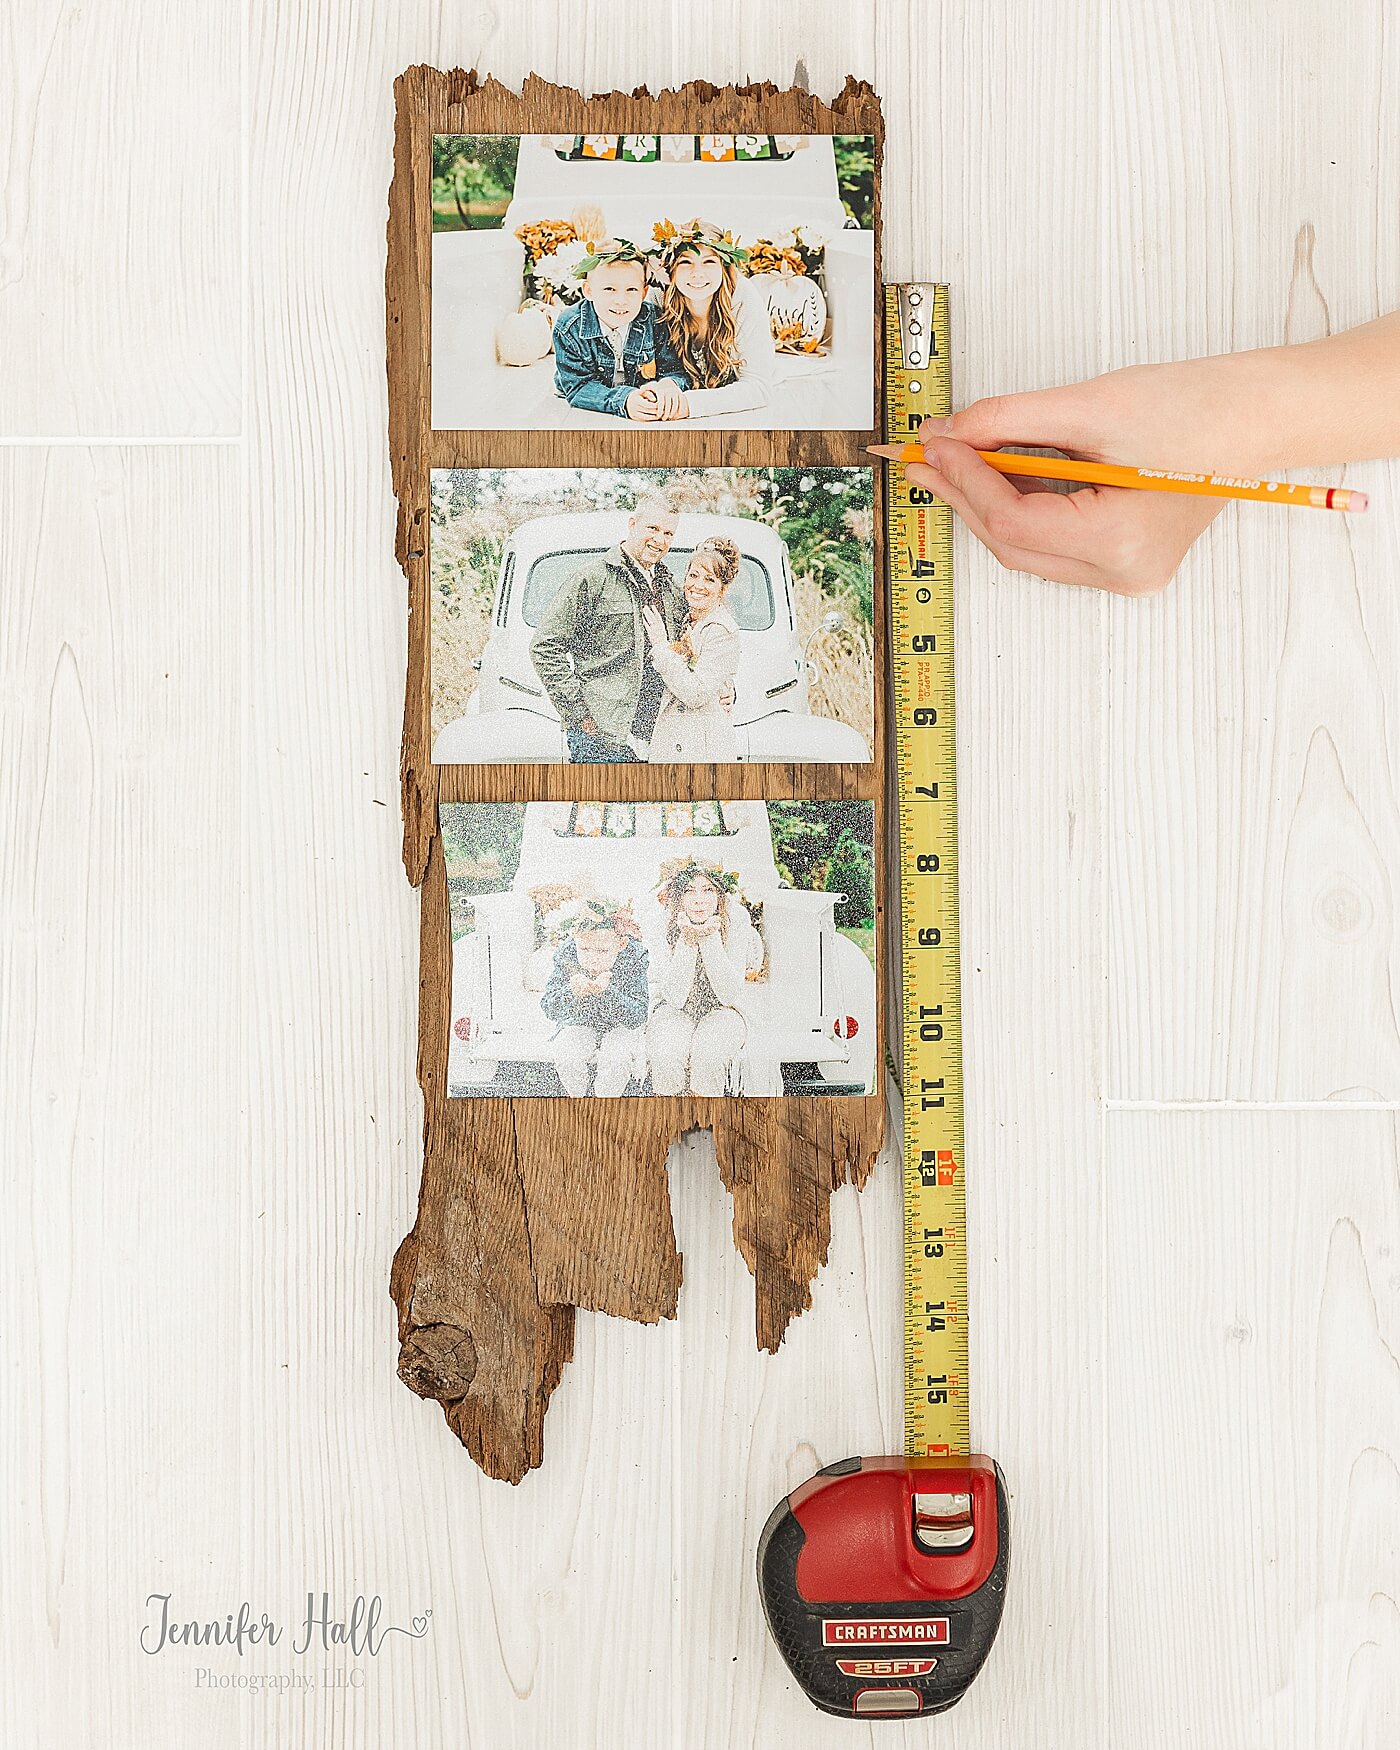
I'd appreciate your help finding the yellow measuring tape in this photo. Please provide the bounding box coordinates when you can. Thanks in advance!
[885,285,970,1461]
[757,295,1008,1719]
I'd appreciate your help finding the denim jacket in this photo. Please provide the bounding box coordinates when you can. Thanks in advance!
[551,298,686,417]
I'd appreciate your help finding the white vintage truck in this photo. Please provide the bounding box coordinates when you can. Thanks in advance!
[446,799,876,1098]
[432,510,871,765]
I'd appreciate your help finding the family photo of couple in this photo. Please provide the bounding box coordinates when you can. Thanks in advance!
[443,799,878,1100]
[532,493,751,763]
[430,132,875,431]
[429,465,876,766]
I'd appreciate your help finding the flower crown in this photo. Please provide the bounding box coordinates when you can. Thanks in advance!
[656,856,741,902]
[650,218,750,271]
[549,895,642,939]
[572,236,650,278]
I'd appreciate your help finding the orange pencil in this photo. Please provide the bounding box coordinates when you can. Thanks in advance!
[867,443,1369,513]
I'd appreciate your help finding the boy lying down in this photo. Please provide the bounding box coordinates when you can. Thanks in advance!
[550,238,687,421]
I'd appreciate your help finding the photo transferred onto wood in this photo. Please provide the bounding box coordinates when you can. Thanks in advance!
[388,70,885,1479]
[430,132,875,430]
[442,798,877,1098]
[430,465,874,764]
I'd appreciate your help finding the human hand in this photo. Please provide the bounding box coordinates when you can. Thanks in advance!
[625,387,663,421]
[660,393,691,420]
[641,604,669,648]
[718,685,735,713]
[578,715,599,737]
[650,377,685,415]
[568,971,597,999]
[910,367,1228,596]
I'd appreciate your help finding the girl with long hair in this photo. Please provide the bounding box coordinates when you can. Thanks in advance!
[653,221,777,419]
[645,859,779,1096]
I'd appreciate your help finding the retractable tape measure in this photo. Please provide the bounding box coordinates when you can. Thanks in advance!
[757,286,1009,1722]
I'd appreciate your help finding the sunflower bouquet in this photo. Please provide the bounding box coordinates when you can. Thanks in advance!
[742,224,831,280]
[771,319,827,355]
[743,238,806,277]
[514,218,579,264]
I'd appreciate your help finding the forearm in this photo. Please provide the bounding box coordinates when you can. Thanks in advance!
[922,310,1399,599]
[554,351,630,416]
[563,377,630,417]
[697,932,745,1004]
[540,978,570,1025]
[683,374,771,417]
[529,640,585,720]
[1105,313,1400,474]
[649,644,712,709]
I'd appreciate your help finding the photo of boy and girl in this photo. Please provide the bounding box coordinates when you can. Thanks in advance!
[444,800,877,1100]
[550,226,773,422]
[430,132,875,430]
[534,869,773,1097]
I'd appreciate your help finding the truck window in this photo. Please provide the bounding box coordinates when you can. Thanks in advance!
[521,548,776,631]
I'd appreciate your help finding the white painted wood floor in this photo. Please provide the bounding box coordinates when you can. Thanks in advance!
[4,3,1398,1745]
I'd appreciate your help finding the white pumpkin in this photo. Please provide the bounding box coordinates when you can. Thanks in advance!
[751,271,828,352]
[495,304,555,367]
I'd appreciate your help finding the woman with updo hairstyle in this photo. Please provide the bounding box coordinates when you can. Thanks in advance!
[641,533,742,762]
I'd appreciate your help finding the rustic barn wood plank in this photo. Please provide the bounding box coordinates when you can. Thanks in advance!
[387,69,887,1476]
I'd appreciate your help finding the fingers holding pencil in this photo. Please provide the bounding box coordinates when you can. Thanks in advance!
[925,389,1105,459]
[909,418,1225,597]
[907,436,1105,592]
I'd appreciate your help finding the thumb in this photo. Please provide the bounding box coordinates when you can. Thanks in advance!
[923,387,1092,454]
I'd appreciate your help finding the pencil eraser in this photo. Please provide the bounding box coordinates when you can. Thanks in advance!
[1349,491,1369,512]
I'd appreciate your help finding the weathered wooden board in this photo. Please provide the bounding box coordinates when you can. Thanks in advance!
[386,68,888,1479]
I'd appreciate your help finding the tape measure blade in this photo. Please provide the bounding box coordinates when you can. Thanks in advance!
[884,285,970,1460]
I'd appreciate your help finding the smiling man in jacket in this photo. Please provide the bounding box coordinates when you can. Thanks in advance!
[529,496,690,762]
